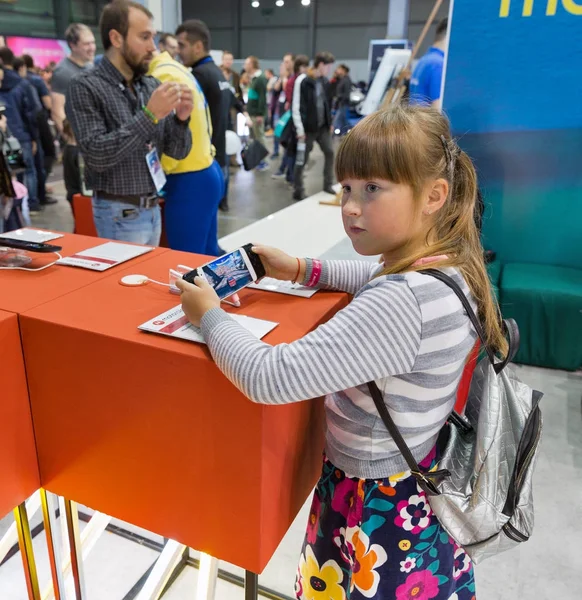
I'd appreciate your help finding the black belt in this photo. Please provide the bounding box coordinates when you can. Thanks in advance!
[97,191,160,209]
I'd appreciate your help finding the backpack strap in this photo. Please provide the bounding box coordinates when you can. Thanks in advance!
[420,268,519,375]
[366,268,519,493]
[367,380,450,495]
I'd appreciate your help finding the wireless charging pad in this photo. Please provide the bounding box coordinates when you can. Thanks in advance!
[119,274,150,287]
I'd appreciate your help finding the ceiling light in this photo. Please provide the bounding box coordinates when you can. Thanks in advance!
[301,0,311,5]
[276,0,284,5]
[251,0,259,6]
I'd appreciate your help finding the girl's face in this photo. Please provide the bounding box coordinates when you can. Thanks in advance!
[341,178,427,264]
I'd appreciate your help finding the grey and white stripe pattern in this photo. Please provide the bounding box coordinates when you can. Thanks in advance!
[201,260,477,479]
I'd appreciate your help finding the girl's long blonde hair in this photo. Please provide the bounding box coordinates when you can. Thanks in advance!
[336,105,508,356]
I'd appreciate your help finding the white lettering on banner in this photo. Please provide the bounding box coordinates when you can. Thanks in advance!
[500,0,582,15]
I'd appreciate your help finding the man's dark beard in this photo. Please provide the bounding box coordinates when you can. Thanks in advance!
[122,44,149,78]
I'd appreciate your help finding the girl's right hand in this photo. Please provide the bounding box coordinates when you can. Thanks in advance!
[251,245,304,282]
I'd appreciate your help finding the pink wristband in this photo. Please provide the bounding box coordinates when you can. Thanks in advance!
[307,259,322,287]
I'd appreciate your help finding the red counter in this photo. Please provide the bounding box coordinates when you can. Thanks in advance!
[0,311,40,518]
[0,232,168,314]
[20,249,349,573]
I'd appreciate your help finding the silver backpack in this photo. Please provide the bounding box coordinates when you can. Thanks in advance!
[368,269,543,564]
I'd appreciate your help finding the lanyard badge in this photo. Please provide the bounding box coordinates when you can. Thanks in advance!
[146,147,167,192]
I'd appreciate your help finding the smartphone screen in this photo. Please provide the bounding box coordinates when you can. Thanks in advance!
[196,248,257,300]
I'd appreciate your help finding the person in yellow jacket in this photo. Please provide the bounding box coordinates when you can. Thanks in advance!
[148,51,224,255]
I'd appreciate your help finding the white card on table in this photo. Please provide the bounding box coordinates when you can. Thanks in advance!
[139,305,278,344]
[57,242,154,271]
[248,277,318,298]
[0,228,64,243]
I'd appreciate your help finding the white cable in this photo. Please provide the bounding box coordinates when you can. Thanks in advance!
[146,277,172,287]
[0,252,62,271]
[147,272,238,306]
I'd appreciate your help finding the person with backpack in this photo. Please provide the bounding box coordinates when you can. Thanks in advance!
[13,57,55,208]
[22,54,58,202]
[333,63,353,136]
[174,105,513,598]
[244,55,269,172]
[272,54,308,185]
[0,48,42,212]
[177,20,252,215]
[292,52,336,201]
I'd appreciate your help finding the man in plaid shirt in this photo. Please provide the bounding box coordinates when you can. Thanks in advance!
[67,0,193,246]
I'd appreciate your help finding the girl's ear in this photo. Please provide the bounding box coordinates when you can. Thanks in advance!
[423,178,449,216]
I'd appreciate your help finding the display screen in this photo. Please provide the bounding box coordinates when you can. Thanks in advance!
[5,36,69,68]
[198,249,255,300]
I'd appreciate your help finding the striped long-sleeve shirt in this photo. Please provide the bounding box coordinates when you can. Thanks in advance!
[201,260,477,479]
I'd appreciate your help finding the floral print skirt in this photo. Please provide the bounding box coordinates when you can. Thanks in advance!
[295,448,476,600]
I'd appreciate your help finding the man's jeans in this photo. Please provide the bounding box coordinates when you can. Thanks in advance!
[18,141,39,207]
[92,196,161,246]
[333,104,350,135]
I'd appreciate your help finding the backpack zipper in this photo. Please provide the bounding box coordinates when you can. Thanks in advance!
[501,397,543,518]
[515,407,542,491]
[503,521,529,543]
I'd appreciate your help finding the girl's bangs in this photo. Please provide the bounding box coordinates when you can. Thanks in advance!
[335,112,416,186]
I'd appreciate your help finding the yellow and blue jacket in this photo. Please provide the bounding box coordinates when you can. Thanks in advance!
[148,52,215,174]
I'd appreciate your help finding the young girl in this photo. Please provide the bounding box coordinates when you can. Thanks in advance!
[176,105,507,599]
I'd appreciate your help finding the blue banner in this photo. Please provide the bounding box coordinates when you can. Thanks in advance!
[443,0,582,270]
[444,1,582,133]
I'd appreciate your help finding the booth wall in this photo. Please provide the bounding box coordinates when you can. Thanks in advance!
[182,0,450,59]
[0,0,108,39]
[443,0,582,270]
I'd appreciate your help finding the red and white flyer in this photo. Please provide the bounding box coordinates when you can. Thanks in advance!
[139,305,278,344]
[57,242,154,271]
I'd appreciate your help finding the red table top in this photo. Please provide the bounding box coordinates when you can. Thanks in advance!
[0,231,169,314]
[21,248,348,353]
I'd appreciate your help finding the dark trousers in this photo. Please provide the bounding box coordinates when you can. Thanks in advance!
[221,163,230,206]
[294,127,334,197]
[17,141,39,207]
[34,143,47,204]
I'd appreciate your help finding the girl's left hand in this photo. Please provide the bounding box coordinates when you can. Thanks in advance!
[174,277,221,327]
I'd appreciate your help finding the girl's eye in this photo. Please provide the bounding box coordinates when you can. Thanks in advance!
[342,185,351,194]
[365,183,379,193]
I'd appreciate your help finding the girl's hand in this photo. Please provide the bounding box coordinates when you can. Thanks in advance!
[175,276,221,327]
[252,245,305,282]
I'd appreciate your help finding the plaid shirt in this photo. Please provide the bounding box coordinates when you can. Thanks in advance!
[66,56,192,196]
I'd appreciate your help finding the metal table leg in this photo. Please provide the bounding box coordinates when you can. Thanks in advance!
[40,490,67,599]
[14,501,41,600]
[245,570,259,600]
[63,499,87,600]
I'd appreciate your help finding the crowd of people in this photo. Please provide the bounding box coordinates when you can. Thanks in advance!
[0,0,445,253]
[0,23,96,231]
